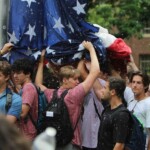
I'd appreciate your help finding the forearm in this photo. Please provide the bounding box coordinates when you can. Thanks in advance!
[113,143,124,150]
[35,56,44,86]
[93,79,103,100]
[128,62,139,72]
[89,47,100,75]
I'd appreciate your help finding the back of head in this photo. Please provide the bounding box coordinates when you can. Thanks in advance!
[108,77,126,105]
[0,61,11,77]
[59,65,80,83]
[12,58,34,78]
[0,115,31,150]
[130,71,150,92]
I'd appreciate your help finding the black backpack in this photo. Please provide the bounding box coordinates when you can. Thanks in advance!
[113,107,146,150]
[125,111,146,150]
[40,90,74,147]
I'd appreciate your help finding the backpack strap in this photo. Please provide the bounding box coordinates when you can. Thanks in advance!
[5,88,12,112]
[60,90,68,99]
[93,98,102,120]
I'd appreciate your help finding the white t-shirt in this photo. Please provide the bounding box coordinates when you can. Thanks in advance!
[124,87,134,106]
[128,97,150,130]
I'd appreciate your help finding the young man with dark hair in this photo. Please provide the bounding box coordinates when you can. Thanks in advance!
[0,61,22,123]
[98,77,131,150]
[35,41,100,150]
[12,58,38,141]
[128,71,150,149]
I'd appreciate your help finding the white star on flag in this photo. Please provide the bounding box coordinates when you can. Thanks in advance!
[25,48,33,56]
[68,23,74,33]
[73,0,86,15]
[46,47,56,55]
[25,24,36,41]
[7,31,19,44]
[21,0,36,7]
[53,17,65,33]
[78,44,84,51]
[72,52,82,60]
[3,53,11,61]
[57,58,62,65]
[32,51,41,60]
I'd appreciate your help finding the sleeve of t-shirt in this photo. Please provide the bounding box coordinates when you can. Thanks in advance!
[22,84,36,107]
[7,94,22,119]
[113,111,130,143]
[124,87,134,105]
[44,89,54,103]
[66,84,85,105]
[145,104,150,128]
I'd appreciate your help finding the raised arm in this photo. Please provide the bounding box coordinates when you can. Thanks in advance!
[35,50,47,91]
[81,41,100,94]
[78,60,103,100]
[128,54,139,72]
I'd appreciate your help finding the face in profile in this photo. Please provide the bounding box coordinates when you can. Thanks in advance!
[63,75,80,89]
[101,82,111,101]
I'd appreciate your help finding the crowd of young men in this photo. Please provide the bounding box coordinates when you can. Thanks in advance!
[0,42,150,150]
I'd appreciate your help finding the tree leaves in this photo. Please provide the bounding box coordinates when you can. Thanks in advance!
[87,0,150,39]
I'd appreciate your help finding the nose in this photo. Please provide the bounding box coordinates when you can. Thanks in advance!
[132,82,137,88]
[13,73,17,78]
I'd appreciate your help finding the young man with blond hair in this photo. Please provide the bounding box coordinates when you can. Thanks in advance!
[35,41,100,150]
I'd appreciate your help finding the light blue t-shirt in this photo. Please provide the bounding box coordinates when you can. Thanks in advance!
[0,89,22,119]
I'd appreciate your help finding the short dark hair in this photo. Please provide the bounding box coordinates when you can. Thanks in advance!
[12,58,34,77]
[108,77,126,100]
[130,71,150,92]
[0,61,11,77]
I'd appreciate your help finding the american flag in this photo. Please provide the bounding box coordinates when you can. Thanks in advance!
[3,0,106,65]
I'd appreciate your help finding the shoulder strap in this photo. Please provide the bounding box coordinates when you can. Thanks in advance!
[93,98,102,120]
[60,90,68,100]
[5,88,12,112]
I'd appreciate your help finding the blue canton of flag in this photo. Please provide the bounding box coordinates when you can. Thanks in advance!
[7,0,44,63]
[6,0,106,66]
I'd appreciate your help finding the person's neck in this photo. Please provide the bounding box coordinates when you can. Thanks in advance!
[60,84,70,90]
[135,93,146,101]
[110,97,122,110]
[0,84,7,94]
[22,79,32,87]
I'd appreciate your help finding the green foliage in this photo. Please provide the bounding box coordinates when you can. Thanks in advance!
[87,0,150,38]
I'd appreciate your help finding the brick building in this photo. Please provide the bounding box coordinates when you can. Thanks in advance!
[126,30,150,74]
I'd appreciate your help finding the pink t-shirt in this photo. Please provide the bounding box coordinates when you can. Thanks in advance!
[19,83,38,141]
[44,84,85,146]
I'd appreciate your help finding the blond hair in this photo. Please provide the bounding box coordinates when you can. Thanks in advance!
[59,65,80,83]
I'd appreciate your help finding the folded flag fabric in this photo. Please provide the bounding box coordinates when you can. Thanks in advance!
[95,29,132,59]
[107,38,132,59]
[5,0,106,65]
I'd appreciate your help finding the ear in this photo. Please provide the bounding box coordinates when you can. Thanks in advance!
[62,77,68,84]
[5,75,10,82]
[110,89,116,96]
[26,73,31,78]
